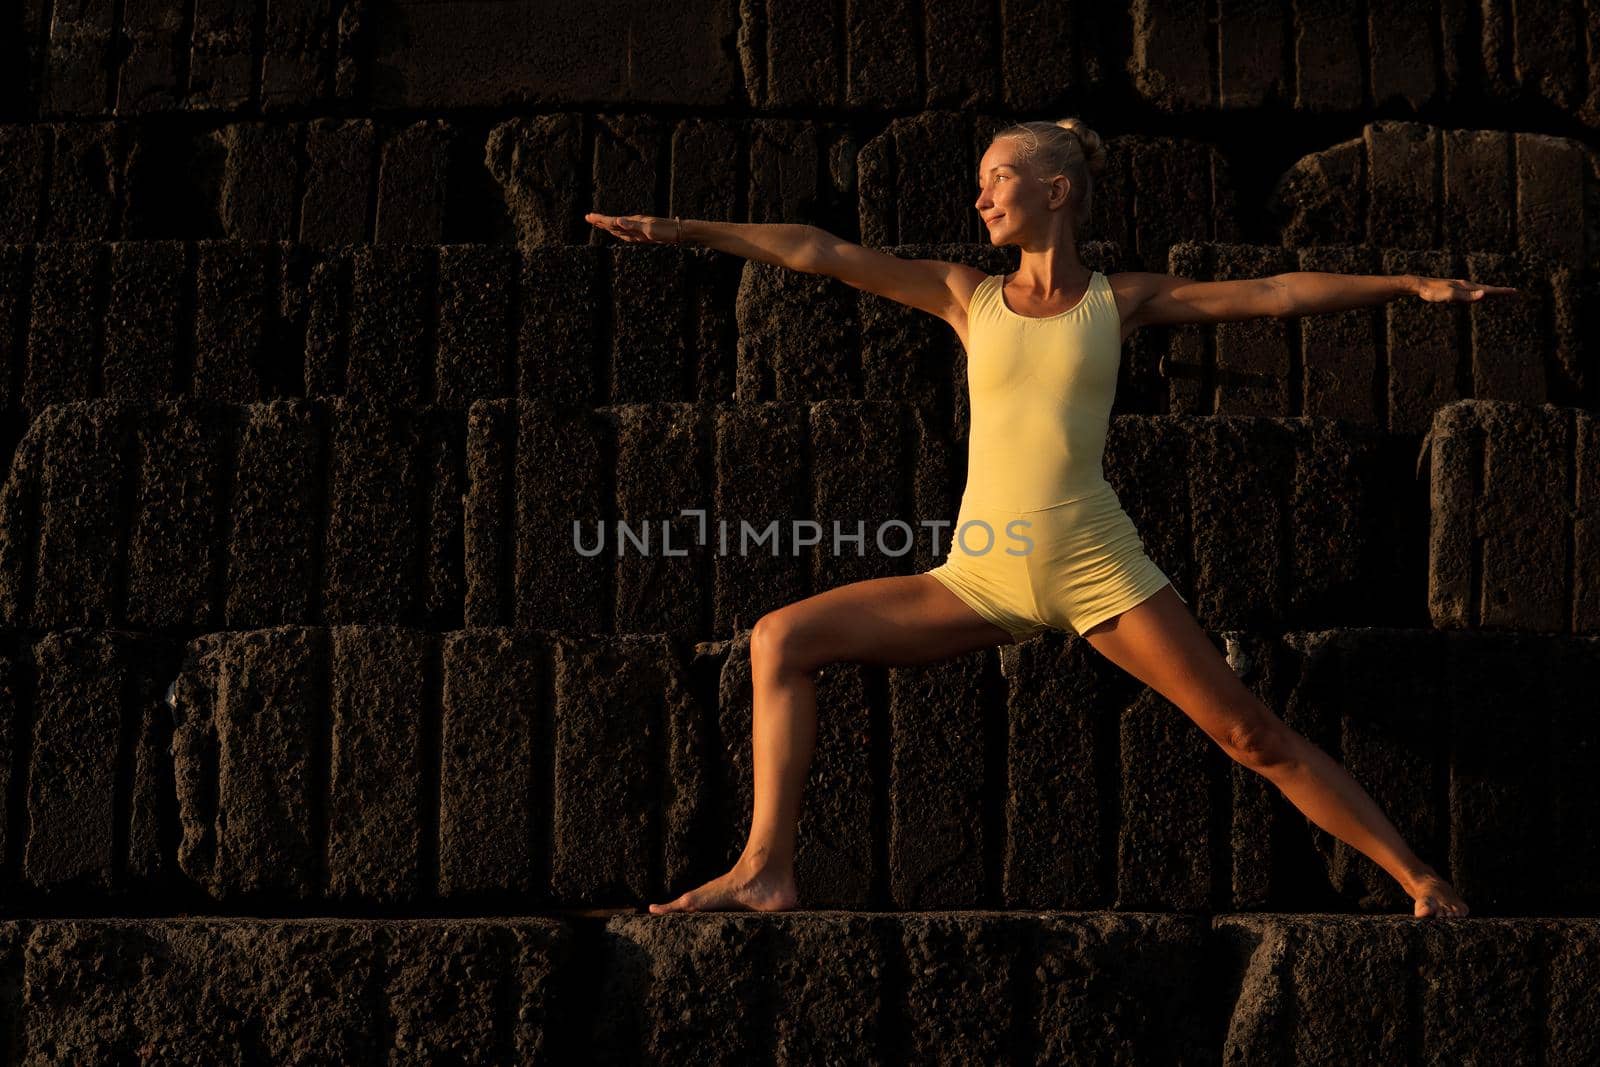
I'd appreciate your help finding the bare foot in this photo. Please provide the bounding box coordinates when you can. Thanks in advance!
[648,862,798,914]
[1408,869,1470,918]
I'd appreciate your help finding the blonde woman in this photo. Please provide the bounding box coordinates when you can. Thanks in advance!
[587,118,1511,918]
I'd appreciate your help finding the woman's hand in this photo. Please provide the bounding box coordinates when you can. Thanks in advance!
[1413,275,1520,302]
[585,212,680,244]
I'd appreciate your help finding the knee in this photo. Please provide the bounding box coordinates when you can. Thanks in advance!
[750,611,817,676]
[1221,713,1293,770]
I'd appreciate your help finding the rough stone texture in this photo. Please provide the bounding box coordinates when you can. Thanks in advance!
[463,399,516,626]
[1,3,1596,1057]
[888,652,992,907]
[170,628,327,900]
[21,403,130,628]
[735,260,859,402]
[1128,0,1211,111]
[0,394,1583,669]
[1296,245,1382,423]
[1381,247,1461,434]
[212,124,298,241]
[612,403,711,637]
[899,912,1024,1061]
[1418,917,1543,1061]
[1214,244,1298,413]
[1033,913,1214,1062]
[1428,400,1585,632]
[1464,251,1548,403]
[32,621,1542,914]
[516,244,603,404]
[437,245,517,408]
[437,628,543,899]
[300,120,375,244]
[25,632,129,893]
[0,395,1578,642]
[325,626,432,902]
[1117,686,1219,912]
[710,403,808,634]
[550,633,706,904]
[224,400,323,628]
[1000,633,1122,907]
[809,399,908,589]
[43,125,124,240]
[1279,121,1599,271]
[346,245,437,406]
[322,400,423,624]
[1216,915,1410,1062]
[513,399,610,634]
[374,122,451,245]
[103,240,186,398]
[0,237,1587,425]
[0,914,1585,1060]
[124,401,229,630]
[192,241,288,403]
[23,243,103,413]
[17,918,569,1063]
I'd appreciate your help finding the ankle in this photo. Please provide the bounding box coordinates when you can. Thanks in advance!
[735,846,788,878]
[1403,865,1442,893]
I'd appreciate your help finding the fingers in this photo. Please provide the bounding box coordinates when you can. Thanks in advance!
[584,212,629,240]
[1422,278,1520,302]
[583,212,657,244]
[1458,279,1519,297]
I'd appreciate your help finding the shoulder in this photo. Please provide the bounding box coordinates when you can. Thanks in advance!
[944,263,993,316]
[1105,271,1162,319]
[1106,271,1167,292]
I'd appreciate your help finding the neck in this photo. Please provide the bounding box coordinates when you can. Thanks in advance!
[1008,242,1089,294]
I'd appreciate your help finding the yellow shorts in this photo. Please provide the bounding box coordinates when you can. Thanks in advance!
[924,485,1188,640]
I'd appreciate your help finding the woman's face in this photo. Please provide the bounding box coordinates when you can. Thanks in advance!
[974,139,1068,243]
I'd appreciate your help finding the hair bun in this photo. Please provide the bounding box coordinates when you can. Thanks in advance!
[1055,118,1107,177]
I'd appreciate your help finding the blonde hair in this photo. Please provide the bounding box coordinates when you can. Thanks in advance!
[988,118,1107,233]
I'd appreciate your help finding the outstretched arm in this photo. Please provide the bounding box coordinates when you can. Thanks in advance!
[584,212,823,272]
[1273,271,1519,316]
[584,214,975,322]
[1121,270,1520,329]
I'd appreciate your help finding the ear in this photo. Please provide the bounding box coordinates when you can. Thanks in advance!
[1050,175,1073,210]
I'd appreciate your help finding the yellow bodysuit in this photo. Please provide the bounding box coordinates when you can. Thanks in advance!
[925,269,1187,639]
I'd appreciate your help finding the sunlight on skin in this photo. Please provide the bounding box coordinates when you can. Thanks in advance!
[585,201,1490,920]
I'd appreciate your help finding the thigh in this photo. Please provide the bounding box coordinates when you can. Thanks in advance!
[760,573,1017,672]
[1080,584,1273,747]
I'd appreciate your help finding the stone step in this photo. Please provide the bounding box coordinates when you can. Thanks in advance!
[0,239,1589,428]
[0,625,1592,915]
[0,912,1591,1063]
[5,393,1591,637]
[0,397,1428,637]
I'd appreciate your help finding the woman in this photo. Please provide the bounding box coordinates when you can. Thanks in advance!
[587,118,1512,918]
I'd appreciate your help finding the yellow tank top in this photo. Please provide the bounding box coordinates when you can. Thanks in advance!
[961,270,1121,511]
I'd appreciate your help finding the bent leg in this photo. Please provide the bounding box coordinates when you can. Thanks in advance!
[1081,584,1470,919]
[745,573,1022,870]
[650,573,1016,913]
